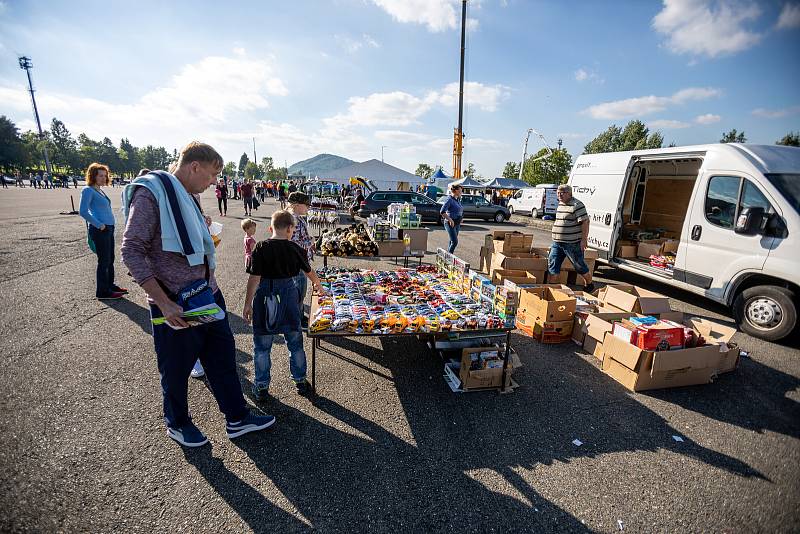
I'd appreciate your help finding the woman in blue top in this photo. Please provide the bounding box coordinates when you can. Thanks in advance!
[440,184,464,253]
[79,163,127,300]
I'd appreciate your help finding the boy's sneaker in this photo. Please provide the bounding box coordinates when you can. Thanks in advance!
[97,291,125,300]
[584,282,596,294]
[190,360,205,379]
[226,412,276,439]
[253,386,271,402]
[112,285,129,294]
[295,379,312,395]
[167,422,209,447]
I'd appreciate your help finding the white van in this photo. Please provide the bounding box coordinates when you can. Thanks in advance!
[569,143,799,341]
[508,184,558,218]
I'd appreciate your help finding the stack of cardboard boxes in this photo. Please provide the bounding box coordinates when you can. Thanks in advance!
[570,284,740,391]
[515,286,577,343]
[444,346,523,392]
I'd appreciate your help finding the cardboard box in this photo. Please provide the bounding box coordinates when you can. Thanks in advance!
[616,240,638,258]
[400,228,428,252]
[378,240,406,256]
[582,336,605,361]
[491,252,549,273]
[518,287,576,323]
[583,310,637,346]
[602,285,673,315]
[492,232,534,254]
[685,317,739,373]
[637,240,665,259]
[601,332,723,392]
[492,269,530,285]
[662,239,679,255]
[455,348,521,390]
[532,319,573,343]
[479,246,490,273]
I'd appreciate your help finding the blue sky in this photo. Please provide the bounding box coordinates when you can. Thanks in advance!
[1,0,798,177]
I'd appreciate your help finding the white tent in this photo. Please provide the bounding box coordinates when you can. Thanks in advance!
[317,159,425,190]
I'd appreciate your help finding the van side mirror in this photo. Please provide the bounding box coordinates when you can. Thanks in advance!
[735,207,765,235]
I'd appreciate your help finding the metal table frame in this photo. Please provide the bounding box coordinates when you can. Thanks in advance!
[306,328,514,394]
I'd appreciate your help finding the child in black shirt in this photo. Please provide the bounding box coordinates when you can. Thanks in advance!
[243,210,324,398]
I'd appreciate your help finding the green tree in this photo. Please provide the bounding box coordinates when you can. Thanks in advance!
[22,130,50,171]
[259,156,274,176]
[244,161,262,179]
[0,116,25,172]
[222,161,237,176]
[118,138,141,176]
[267,167,286,181]
[77,133,102,171]
[521,148,573,186]
[238,153,250,177]
[502,161,520,180]
[720,129,746,143]
[776,132,800,147]
[463,162,479,180]
[415,163,434,179]
[49,118,80,173]
[584,120,663,154]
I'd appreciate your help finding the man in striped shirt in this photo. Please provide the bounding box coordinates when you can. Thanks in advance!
[549,184,594,292]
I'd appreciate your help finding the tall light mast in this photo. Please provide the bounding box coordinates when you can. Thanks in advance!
[452,0,467,179]
[18,56,52,174]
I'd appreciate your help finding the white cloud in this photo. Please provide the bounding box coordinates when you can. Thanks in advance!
[584,87,721,120]
[777,3,800,29]
[648,119,691,129]
[574,67,603,84]
[752,105,800,118]
[0,51,288,160]
[695,113,721,124]
[334,33,380,54]
[652,0,763,58]
[431,81,510,112]
[374,130,434,143]
[557,133,586,140]
[370,0,478,32]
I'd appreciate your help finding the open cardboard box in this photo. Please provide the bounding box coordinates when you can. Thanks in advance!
[580,310,638,360]
[518,287,576,323]
[490,252,549,272]
[601,285,676,316]
[491,269,530,285]
[455,347,523,390]
[601,316,738,391]
[492,231,534,255]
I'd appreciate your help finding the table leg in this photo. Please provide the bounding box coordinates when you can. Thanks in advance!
[323,256,328,268]
[311,337,317,392]
[500,330,511,393]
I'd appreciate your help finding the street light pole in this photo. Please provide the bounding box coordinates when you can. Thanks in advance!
[381,145,387,163]
[18,56,52,175]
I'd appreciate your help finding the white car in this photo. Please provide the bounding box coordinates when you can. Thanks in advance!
[508,185,558,218]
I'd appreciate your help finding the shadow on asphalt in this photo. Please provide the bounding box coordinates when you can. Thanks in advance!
[105,298,152,334]
[187,332,771,531]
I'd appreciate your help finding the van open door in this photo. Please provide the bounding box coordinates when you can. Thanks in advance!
[568,153,634,260]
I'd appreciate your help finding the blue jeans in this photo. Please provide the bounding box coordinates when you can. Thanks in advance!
[89,225,115,297]
[294,272,307,313]
[445,218,462,253]
[548,241,590,275]
[150,290,249,428]
[253,330,307,391]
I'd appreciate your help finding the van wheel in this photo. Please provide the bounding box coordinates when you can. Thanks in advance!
[531,208,539,218]
[733,285,796,341]
[508,205,515,215]
[494,212,506,223]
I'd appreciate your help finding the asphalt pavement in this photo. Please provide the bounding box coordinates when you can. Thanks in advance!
[0,187,798,533]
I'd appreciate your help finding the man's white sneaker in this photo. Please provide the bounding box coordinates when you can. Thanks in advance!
[190,360,205,379]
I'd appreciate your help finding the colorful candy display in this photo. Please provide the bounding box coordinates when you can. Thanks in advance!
[310,267,510,334]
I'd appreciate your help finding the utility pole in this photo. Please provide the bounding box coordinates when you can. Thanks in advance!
[18,56,52,175]
[452,0,467,179]
[252,137,257,167]
[381,145,387,163]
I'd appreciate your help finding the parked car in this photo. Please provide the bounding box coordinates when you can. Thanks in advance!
[437,194,510,223]
[357,190,442,222]
[569,143,800,341]
[508,185,558,218]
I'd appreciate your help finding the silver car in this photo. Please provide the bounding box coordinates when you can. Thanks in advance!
[438,195,510,223]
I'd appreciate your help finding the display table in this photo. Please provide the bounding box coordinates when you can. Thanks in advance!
[306,295,514,393]
[321,252,424,269]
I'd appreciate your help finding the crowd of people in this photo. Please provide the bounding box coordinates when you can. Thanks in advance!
[2,171,80,189]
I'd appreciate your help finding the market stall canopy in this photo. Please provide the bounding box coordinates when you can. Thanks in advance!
[318,159,426,190]
[450,176,486,189]
[430,168,451,180]
[485,177,530,190]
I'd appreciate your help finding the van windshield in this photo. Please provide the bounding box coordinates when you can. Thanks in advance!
[765,174,800,215]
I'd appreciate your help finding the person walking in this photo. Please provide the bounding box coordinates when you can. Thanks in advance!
[440,184,464,254]
[121,142,275,448]
[547,184,594,292]
[278,181,288,210]
[215,179,228,216]
[79,163,127,300]
[287,192,315,326]
[240,179,255,216]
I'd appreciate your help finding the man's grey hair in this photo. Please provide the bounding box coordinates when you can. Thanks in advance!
[557,184,572,193]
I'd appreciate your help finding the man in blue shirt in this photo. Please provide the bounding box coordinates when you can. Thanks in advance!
[439,184,464,253]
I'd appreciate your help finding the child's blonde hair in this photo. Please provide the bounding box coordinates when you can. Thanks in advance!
[241,218,256,231]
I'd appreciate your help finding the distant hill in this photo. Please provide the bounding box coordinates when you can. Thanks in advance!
[288,154,355,176]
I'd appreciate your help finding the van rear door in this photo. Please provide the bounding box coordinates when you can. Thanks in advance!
[569,153,633,259]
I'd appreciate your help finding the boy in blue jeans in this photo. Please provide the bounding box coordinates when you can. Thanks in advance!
[243,210,324,399]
